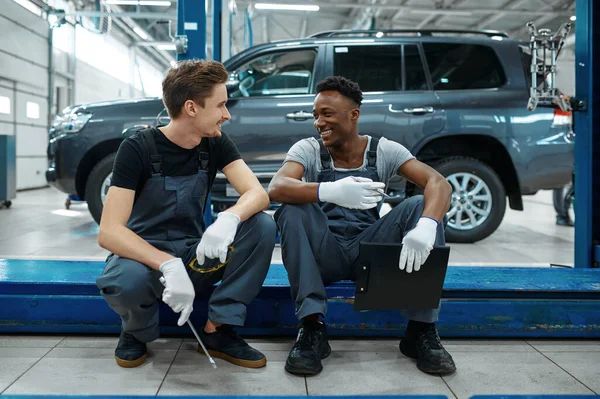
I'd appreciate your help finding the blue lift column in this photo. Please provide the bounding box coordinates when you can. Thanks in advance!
[574,0,598,268]
[176,0,207,60]
[212,0,222,62]
[176,0,213,227]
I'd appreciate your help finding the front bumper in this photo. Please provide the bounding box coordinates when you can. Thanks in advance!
[46,135,82,195]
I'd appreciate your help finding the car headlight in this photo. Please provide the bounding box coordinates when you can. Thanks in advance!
[50,112,93,135]
[60,112,93,133]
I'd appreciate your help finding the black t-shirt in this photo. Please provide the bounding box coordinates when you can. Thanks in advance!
[111,127,241,197]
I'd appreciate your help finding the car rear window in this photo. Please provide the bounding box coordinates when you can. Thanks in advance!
[422,43,506,90]
[333,45,403,92]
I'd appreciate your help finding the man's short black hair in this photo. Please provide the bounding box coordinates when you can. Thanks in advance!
[316,76,363,108]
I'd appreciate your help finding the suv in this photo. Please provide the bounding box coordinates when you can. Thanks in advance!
[46,29,574,243]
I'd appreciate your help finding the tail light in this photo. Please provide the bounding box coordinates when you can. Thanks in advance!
[552,108,573,127]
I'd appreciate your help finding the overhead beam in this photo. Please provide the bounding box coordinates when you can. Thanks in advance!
[300,17,308,38]
[50,10,177,19]
[432,0,470,26]
[509,13,561,38]
[416,13,439,29]
[235,1,573,16]
[471,0,528,30]
[263,15,269,43]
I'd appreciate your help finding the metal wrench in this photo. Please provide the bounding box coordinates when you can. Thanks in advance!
[159,277,217,369]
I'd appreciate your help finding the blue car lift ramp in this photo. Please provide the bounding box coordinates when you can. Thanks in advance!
[0,0,599,338]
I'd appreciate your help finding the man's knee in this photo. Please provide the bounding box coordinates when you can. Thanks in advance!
[97,259,158,306]
[402,195,426,213]
[245,211,277,243]
[274,203,318,225]
[388,195,425,221]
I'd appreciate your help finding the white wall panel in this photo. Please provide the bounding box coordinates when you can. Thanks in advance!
[15,91,48,127]
[16,125,46,157]
[0,14,48,67]
[0,84,15,125]
[0,121,14,136]
[556,58,575,96]
[76,61,145,104]
[16,157,46,190]
[0,1,49,190]
[1,0,48,37]
[0,52,47,92]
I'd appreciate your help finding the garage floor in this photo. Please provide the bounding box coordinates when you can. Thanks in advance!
[0,186,575,266]
[2,187,594,398]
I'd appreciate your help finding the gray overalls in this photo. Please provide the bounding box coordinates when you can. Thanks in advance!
[274,136,446,323]
[96,130,277,343]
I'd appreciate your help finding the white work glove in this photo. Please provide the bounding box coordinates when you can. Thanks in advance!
[399,217,438,273]
[196,211,240,265]
[159,258,195,326]
[318,176,385,210]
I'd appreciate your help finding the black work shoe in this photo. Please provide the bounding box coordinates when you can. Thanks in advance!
[198,325,266,368]
[556,215,574,226]
[114,332,147,368]
[400,324,456,375]
[285,321,331,376]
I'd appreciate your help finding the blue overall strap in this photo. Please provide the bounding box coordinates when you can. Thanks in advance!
[198,138,210,171]
[317,138,332,171]
[140,129,162,176]
[367,136,379,167]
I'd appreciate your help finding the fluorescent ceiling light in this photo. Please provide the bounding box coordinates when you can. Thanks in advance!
[105,0,172,6]
[157,44,176,50]
[255,3,319,11]
[133,26,150,40]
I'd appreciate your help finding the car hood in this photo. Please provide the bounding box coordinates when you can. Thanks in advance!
[64,97,163,114]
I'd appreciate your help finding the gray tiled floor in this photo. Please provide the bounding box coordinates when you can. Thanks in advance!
[0,186,575,266]
[0,335,597,397]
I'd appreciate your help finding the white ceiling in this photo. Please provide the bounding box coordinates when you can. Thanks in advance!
[56,0,577,67]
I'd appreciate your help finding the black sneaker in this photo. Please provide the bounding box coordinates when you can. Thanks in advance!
[556,215,574,226]
[399,324,456,375]
[285,321,331,376]
[114,332,147,368]
[198,325,266,368]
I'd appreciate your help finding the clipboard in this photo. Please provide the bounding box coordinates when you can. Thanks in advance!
[354,242,450,311]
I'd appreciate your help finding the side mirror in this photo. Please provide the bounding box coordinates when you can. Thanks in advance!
[226,74,240,93]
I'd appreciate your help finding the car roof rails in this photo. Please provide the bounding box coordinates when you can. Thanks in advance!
[307,29,510,39]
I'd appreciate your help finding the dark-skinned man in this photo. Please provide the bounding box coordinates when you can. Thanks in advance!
[268,76,456,376]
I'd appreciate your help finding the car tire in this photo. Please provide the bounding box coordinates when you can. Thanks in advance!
[85,153,116,225]
[406,156,506,243]
[434,157,506,243]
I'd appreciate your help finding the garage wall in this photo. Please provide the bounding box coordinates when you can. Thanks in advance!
[75,61,145,104]
[556,58,575,96]
[2,0,166,191]
[0,0,50,190]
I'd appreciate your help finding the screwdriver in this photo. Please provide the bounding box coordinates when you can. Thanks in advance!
[159,277,217,369]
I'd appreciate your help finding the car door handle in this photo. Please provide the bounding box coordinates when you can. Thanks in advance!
[286,111,313,120]
[388,105,434,114]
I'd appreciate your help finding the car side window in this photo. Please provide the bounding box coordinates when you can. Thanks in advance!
[229,49,317,98]
[422,43,506,90]
[403,45,428,91]
[333,45,402,92]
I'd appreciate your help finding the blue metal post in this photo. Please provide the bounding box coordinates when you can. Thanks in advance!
[574,0,595,268]
[177,0,213,226]
[177,0,207,60]
[212,0,222,61]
